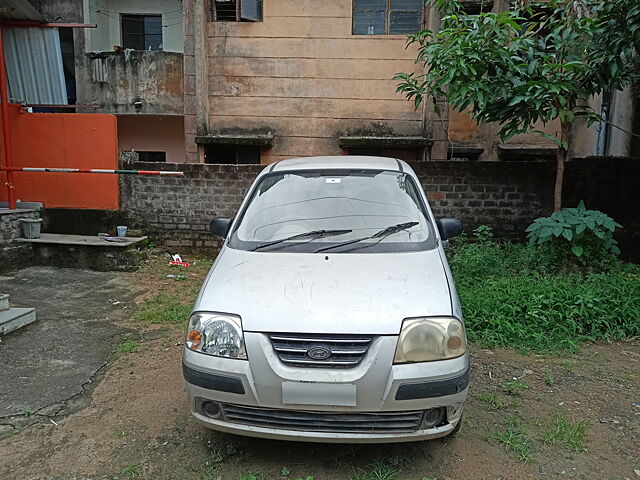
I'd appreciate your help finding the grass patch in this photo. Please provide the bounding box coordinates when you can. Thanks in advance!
[122,463,141,477]
[478,391,507,411]
[495,417,534,463]
[202,448,224,480]
[543,414,588,452]
[115,427,131,437]
[544,369,554,386]
[448,233,640,353]
[349,458,400,480]
[504,378,529,396]
[134,293,192,325]
[115,340,138,353]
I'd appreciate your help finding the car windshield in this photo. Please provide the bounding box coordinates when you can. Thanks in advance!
[229,169,437,253]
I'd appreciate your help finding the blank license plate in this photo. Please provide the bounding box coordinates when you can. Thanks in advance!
[282,382,357,406]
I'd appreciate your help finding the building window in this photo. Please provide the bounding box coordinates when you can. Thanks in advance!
[212,0,263,22]
[353,0,423,35]
[205,145,261,164]
[460,1,494,15]
[121,15,163,51]
[136,151,166,162]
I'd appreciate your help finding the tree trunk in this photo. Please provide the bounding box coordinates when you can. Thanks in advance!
[553,122,572,212]
[553,148,566,212]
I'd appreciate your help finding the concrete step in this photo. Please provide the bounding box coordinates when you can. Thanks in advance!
[0,308,37,335]
[0,294,8,311]
[15,234,149,272]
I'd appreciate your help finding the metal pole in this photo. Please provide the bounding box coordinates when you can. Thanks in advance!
[0,26,16,209]
[0,166,184,176]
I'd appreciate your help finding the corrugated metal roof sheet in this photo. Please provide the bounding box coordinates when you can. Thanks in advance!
[3,27,67,104]
[0,0,45,21]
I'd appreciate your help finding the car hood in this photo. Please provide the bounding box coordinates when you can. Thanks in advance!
[195,247,452,334]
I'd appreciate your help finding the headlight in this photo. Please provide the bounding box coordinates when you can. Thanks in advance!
[394,317,466,363]
[186,312,247,359]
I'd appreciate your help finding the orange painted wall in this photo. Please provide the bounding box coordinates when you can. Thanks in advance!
[0,105,119,209]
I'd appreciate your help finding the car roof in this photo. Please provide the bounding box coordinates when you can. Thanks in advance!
[268,156,408,173]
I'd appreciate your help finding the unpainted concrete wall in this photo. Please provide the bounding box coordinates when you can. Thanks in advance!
[204,0,425,164]
[79,50,184,115]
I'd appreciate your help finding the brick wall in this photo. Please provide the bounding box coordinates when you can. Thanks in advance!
[119,158,638,253]
[119,163,264,248]
[0,211,36,269]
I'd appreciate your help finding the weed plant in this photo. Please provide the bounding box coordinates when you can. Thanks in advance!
[448,227,640,352]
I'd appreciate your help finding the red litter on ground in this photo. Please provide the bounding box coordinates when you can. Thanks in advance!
[169,254,191,267]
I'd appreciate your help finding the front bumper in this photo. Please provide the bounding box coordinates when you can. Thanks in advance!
[183,332,469,443]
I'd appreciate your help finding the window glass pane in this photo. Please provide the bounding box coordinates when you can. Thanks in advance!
[390,11,422,34]
[144,16,162,34]
[121,15,144,34]
[122,33,144,50]
[353,11,386,34]
[241,0,262,21]
[390,0,423,9]
[354,0,386,8]
[145,34,163,51]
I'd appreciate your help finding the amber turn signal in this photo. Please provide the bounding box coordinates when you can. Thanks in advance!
[187,329,202,349]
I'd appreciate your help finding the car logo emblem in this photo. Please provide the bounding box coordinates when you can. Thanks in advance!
[307,345,331,360]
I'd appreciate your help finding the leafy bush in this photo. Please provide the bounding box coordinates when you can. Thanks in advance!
[449,230,640,352]
[526,202,622,264]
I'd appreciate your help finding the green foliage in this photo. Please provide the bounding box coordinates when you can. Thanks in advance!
[526,201,623,264]
[395,0,640,145]
[122,463,141,477]
[543,414,589,452]
[238,475,263,480]
[134,293,191,324]
[478,391,507,411]
[495,417,534,463]
[544,369,554,386]
[504,378,530,396]
[349,459,399,480]
[114,340,138,353]
[449,230,640,352]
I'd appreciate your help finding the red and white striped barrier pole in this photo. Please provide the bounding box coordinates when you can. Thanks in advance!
[0,167,184,176]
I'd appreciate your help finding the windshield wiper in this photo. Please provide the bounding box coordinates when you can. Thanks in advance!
[315,222,419,253]
[252,229,352,251]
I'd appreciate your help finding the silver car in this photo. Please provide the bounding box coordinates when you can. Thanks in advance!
[182,156,469,443]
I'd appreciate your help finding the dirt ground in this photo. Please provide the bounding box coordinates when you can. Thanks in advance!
[0,254,638,480]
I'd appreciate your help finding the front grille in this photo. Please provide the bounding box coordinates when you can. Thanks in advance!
[221,404,423,433]
[267,333,374,368]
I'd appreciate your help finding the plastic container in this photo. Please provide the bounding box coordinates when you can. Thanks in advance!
[21,219,42,239]
[116,225,128,237]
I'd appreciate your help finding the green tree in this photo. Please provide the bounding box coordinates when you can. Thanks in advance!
[395,0,640,211]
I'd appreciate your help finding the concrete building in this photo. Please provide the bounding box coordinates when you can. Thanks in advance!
[5,0,639,164]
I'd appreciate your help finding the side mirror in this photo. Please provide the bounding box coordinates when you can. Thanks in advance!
[210,217,232,238]
[437,218,463,240]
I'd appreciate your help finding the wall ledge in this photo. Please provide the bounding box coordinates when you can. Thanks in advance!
[195,134,275,147]
[339,136,432,149]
